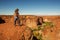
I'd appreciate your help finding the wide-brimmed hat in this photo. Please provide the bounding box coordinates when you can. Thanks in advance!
[15,8,19,12]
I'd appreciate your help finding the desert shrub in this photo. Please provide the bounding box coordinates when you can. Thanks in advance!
[43,22,54,28]
[33,30,42,40]
[32,21,54,40]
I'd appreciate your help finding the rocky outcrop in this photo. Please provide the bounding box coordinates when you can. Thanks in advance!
[0,15,60,40]
[0,17,5,24]
[23,27,33,40]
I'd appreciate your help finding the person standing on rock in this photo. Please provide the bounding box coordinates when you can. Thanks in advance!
[14,8,20,26]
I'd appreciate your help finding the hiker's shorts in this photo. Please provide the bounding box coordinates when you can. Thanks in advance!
[14,17,20,25]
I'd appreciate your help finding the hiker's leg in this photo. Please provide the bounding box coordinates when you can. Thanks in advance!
[17,18,21,26]
[14,18,17,26]
[18,18,20,26]
[14,20,16,26]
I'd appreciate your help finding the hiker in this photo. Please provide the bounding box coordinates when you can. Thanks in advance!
[14,8,20,26]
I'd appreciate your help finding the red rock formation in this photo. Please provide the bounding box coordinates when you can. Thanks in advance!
[0,15,60,40]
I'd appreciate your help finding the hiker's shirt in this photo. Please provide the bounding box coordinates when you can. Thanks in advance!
[14,12,19,19]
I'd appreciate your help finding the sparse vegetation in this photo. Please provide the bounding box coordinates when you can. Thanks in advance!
[32,21,54,40]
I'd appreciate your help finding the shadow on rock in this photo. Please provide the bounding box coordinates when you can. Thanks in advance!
[32,36,38,40]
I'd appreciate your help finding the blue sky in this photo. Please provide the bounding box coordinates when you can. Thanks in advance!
[0,0,60,15]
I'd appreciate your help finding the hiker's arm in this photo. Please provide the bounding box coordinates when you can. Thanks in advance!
[18,13,20,17]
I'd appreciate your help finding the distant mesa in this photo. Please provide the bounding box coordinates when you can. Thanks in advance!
[0,17,5,24]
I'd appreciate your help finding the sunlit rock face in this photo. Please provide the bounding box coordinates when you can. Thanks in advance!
[23,27,33,40]
[25,16,38,29]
